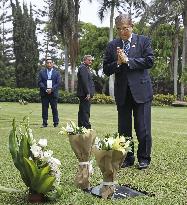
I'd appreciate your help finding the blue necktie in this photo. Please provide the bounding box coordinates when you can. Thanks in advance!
[124,40,130,56]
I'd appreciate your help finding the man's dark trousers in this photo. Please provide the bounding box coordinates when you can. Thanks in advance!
[41,96,59,126]
[78,97,91,129]
[117,86,152,163]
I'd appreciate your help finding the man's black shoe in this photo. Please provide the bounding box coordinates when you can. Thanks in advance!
[41,124,47,128]
[54,124,58,127]
[121,160,134,168]
[138,161,149,170]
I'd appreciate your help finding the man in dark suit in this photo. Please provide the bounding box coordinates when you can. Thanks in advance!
[103,14,154,169]
[77,55,95,129]
[38,58,61,127]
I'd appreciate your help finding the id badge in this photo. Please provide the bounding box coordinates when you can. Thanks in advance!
[47,80,52,88]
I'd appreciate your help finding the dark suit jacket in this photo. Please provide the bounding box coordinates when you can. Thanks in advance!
[103,33,154,105]
[38,67,61,98]
[77,63,95,97]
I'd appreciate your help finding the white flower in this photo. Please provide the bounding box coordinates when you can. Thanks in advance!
[38,139,47,147]
[48,157,61,173]
[94,137,100,149]
[43,150,53,159]
[39,151,44,159]
[51,157,61,166]
[82,127,89,134]
[106,137,114,148]
[54,170,61,185]
[30,144,42,158]
[66,123,74,133]
[123,140,131,149]
[28,128,36,145]
[28,128,33,139]
[31,139,36,145]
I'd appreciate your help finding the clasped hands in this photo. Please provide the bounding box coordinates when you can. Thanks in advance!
[46,89,52,94]
[117,47,128,65]
[85,94,90,100]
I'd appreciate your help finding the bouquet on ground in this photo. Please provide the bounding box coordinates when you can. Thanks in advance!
[9,117,62,203]
[59,121,96,190]
[94,133,131,199]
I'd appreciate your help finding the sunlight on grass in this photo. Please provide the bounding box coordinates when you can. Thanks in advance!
[0,102,187,205]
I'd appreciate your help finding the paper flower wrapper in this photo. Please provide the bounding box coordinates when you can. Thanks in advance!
[94,149,126,199]
[68,130,96,189]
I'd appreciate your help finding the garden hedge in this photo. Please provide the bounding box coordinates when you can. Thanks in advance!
[0,87,186,106]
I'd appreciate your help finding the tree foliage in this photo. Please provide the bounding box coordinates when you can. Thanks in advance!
[141,0,187,97]
[0,0,13,65]
[151,24,175,80]
[78,23,109,72]
[51,0,79,67]
[10,0,39,88]
[0,61,16,87]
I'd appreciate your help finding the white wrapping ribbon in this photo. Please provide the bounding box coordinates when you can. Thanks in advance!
[102,181,117,186]
[79,161,94,174]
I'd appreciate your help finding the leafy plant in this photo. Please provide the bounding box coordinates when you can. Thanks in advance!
[180,67,187,85]
[9,117,62,201]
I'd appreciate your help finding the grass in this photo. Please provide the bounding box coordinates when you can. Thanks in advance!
[0,102,187,205]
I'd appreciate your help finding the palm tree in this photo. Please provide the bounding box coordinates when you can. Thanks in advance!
[50,0,79,92]
[181,0,187,99]
[50,0,93,92]
[97,0,118,97]
[97,0,148,97]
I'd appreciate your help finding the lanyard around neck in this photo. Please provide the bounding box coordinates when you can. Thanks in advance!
[47,68,53,79]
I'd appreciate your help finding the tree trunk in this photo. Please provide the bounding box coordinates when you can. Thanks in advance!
[45,35,49,60]
[181,32,185,99]
[71,62,75,93]
[70,0,79,93]
[173,16,179,96]
[108,3,115,98]
[64,44,69,91]
[2,0,5,56]
[181,2,187,100]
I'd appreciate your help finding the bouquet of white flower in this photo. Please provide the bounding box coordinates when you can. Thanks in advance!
[9,117,62,203]
[94,133,131,199]
[59,121,96,190]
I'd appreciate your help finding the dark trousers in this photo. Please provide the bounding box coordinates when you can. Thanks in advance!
[117,87,152,163]
[78,97,91,129]
[41,96,59,126]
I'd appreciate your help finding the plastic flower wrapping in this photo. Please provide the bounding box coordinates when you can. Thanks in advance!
[59,121,96,190]
[9,117,62,202]
[94,133,131,199]
[59,120,90,136]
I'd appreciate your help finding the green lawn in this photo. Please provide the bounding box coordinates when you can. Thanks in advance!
[0,102,187,205]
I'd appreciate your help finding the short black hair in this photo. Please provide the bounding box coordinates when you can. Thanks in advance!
[46,57,53,62]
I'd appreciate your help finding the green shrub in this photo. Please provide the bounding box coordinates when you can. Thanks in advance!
[0,87,114,104]
[58,91,79,104]
[0,87,40,102]
[153,94,177,106]
[183,96,187,102]
[1,87,187,106]
[92,94,115,104]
